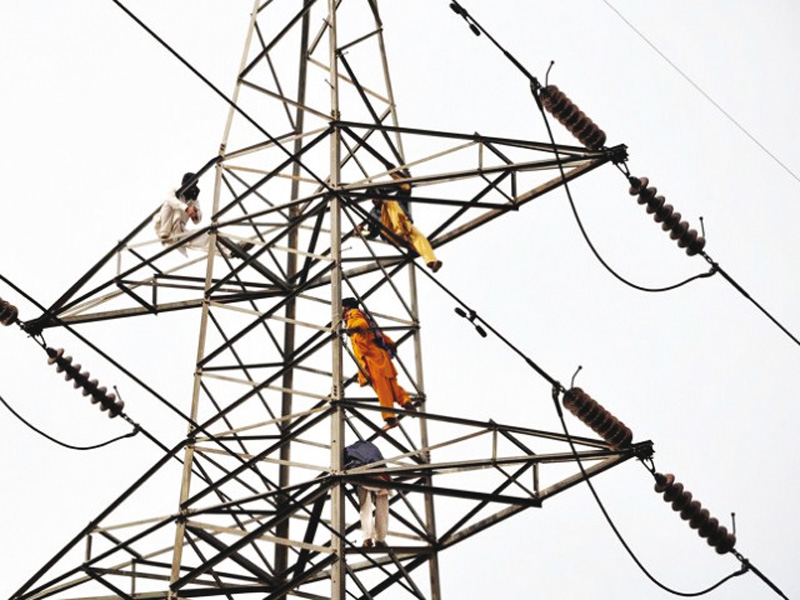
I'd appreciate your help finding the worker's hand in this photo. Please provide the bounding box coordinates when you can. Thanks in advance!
[185,204,198,220]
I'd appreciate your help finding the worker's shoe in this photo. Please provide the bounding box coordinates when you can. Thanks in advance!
[427,260,442,273]
[382,417,398,430]
[363,539,374,548]
[401,400,417,413]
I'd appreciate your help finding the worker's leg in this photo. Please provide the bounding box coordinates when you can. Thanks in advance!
[407,227,437,264]
[371,373,398,421]
[389,378,411,409]
[358,487,375,545]
[374,493,389,544]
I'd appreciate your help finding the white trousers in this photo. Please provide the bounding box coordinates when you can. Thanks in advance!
[358,486,389,544]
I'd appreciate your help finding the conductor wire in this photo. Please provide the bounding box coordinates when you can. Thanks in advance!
[0,391,139,451]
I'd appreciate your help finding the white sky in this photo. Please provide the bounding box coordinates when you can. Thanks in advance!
[1,1,799,598]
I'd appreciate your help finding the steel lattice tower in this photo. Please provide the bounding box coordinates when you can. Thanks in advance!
[11,2,647,599]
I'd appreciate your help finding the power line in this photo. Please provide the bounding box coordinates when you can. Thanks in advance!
[0,391,139,451]
[601,0,800,186]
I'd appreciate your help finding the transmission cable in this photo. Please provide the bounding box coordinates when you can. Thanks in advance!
[107,0,332,192]
[0,391,138,451]
[601,0,800,186]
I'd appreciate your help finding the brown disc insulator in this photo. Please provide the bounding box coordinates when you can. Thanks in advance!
[663,481,684,503]
[540,85,607,150]
[689,507,710,530]
[669,221,691,240]
[0,298,19,326]
[714,531,737,555]
[628,176,648,196]
[637,186,658,205]
[654,472,673,493]
[563,387,633,449]
[661,211,682,230]
[677,229,698,248]
[698,516,719,539]
[607,424,633,448]
[686,234,706,256]
[680,500,702,521]
[653,203,674,223]
[671,490,693,512]
[645,196,666,214]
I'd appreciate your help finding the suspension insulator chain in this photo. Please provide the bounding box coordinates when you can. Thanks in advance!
[628,176,706,256]
[653,472,737,554]
[539,85,607,150]
[562,387,633,449]
[45,347,125,418]
[0,297,19,326]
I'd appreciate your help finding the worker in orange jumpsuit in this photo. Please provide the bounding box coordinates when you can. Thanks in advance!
[363,171,442,273]
[341,297,416,429]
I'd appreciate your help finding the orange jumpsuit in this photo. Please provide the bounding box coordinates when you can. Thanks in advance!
[344,308,411,422]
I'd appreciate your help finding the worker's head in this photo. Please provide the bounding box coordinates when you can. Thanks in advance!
[341,297,360,315]
[181,172,200,201]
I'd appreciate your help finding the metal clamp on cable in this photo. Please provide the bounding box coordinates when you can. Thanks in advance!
[454,306,487,337]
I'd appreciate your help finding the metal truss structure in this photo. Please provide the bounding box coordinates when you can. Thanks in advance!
[12,1,647,599]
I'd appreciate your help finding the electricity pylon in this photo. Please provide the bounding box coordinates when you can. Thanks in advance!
[11,1,646,599]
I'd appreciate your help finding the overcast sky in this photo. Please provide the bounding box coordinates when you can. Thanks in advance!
[1,1,799,599]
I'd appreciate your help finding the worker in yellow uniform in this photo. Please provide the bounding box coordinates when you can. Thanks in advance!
[363,171,442,273]
[341,297,416,429]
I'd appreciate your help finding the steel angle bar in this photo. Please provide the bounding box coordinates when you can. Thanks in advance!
[187,521,333,557]
[337,119,608,157]
[435,158,611,248]
[115,280,157,314]
[42,228,215,326]
[197,331,336,431]
[342,475,541,508]
[271,243,333,262]
[213,128,333,223]
[199,264,333,367]
[84,567,136,600]
[428,169,514,240]
[11,442,185,599]
[219,124,328,164]
[337,53,403,168]
[306,57,391,106]
[185,411,333,506]
[208,199,330,295]
[172,483,334,590]
[359,553,431,600]
[239,79,331,122]
[193,445,329,475]
[438,504,528,551]
[239,1,316,80]
[338,400,616,449]
[55,299,205,325]
[185,526,278,584]
[19,515,177,600]
[196,405,329,442]
[536,452,638,502]
[438,462,538,543]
